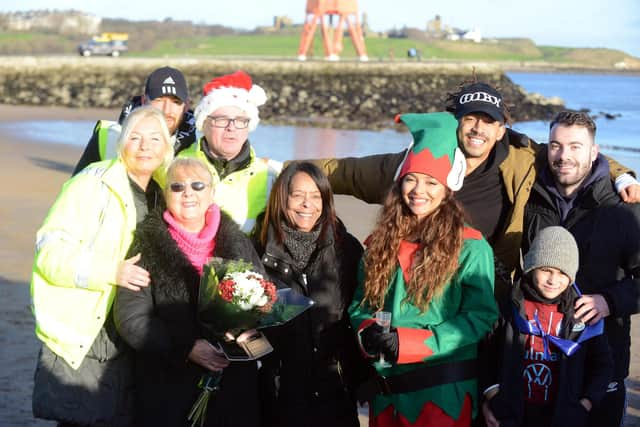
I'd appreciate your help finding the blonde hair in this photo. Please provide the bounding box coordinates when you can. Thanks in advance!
[117,106,174,171]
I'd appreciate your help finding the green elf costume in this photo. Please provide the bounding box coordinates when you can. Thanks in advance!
[349,112,498,427]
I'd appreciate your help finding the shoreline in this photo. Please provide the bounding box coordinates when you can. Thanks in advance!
[0,57,569,127]
[2,55,639,74]
[504,67,640,76]
[0,104,119,122]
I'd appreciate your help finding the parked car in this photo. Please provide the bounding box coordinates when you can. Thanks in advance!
[78,33,128,57]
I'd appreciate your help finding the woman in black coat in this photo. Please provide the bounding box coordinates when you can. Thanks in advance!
[253,161,368,427]
[114,158,264,427]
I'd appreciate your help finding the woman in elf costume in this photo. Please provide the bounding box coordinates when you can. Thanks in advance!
[349,112,498,427]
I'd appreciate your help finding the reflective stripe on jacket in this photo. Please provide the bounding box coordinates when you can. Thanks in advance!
[31,159,137,369]
[179,138,282,233]
[96,120,122,161]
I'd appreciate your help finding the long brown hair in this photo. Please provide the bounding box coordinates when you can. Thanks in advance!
[362,181,465,312]
[259,161,337,246]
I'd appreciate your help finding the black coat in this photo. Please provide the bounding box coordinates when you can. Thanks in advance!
[484,279,613,427]
[114,209,264,427]
[254,219,367,427]
[523,158,640,380]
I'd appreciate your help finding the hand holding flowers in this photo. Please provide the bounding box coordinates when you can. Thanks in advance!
[188,339,229,372]
[189,259,276,427]
[188,257,314,427]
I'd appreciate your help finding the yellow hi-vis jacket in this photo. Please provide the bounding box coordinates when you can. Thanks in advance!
[31,159,137,369]
[95,120,122,161]
[178,138,282,233]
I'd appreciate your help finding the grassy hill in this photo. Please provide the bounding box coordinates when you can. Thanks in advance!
[0,27,637,70]
[0,31,80,54]
[133,34,638,66]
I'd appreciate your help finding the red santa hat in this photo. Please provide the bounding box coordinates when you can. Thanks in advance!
[194,70,267,132]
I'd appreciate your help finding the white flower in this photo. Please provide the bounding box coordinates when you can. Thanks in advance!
[226,271,269,310]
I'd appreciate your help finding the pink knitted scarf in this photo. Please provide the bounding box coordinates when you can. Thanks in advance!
[163,204,221,275]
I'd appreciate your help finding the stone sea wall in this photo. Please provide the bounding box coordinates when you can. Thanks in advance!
[0,57,564,130]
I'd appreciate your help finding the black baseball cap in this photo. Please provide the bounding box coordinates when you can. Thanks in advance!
[454,82,505,123]
[144,66,189,103]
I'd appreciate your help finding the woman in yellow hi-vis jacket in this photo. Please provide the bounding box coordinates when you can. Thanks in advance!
[31,106,173,427]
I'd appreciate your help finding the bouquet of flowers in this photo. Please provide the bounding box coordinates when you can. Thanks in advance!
[188,257,314,427]
[198,258,276,346]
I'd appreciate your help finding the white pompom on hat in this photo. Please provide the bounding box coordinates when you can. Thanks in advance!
[194,70,267,132]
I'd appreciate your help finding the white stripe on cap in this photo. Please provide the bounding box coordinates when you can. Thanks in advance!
[162,86,177,95]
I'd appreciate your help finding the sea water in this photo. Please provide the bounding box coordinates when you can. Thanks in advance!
[3,72,639,171]
[507,72,640,171]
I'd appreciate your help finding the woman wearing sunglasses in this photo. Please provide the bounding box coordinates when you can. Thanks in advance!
[31,106,173,426]
[114,157,264,427]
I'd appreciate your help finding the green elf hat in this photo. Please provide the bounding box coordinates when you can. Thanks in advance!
[394,112,466,191]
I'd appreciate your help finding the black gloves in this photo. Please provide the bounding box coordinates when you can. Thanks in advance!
[360,322,399,364]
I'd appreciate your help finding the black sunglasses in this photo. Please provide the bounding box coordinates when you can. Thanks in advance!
[169,181,209,193]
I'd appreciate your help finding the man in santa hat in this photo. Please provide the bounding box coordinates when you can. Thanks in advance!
[178,70,282,233]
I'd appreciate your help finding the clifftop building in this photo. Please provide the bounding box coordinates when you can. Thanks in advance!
[0,10,100,35]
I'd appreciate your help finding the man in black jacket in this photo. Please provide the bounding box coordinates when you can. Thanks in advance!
[72,66,196,175]
[522,111,640,427]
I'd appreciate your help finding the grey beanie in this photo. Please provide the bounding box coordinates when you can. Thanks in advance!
[523,226,579,282]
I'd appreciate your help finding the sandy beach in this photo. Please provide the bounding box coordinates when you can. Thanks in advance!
[0,104,638,426]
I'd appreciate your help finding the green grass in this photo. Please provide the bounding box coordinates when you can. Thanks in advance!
[132,34,548,62]
[0,30,634,66]
[136,34,309,57]
[0,31,76,54]
[0,31,38,41]
[539,46,576,62]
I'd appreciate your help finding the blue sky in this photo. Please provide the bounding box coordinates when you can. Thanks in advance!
[3,0,639,57]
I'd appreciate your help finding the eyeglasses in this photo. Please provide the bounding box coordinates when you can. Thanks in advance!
[169,181,209,193]
[207,116,250,129]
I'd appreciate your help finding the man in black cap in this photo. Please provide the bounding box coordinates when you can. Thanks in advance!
[72,66,196,175]
[310,80,639,299]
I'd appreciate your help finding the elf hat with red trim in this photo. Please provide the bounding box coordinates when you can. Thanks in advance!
[395,112,466,191]
[194,70,267,132]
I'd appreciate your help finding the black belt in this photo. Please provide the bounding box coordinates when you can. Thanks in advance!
[356,358,478,403]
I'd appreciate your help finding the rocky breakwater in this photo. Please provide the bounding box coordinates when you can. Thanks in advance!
[0,57,564,130]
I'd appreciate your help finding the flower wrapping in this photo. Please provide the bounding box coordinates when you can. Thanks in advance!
[197,257,315,342]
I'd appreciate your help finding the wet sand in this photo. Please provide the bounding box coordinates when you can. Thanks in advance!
[0,104,638,426]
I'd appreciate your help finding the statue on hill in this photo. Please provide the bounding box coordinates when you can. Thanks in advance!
[297,0,368,62]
